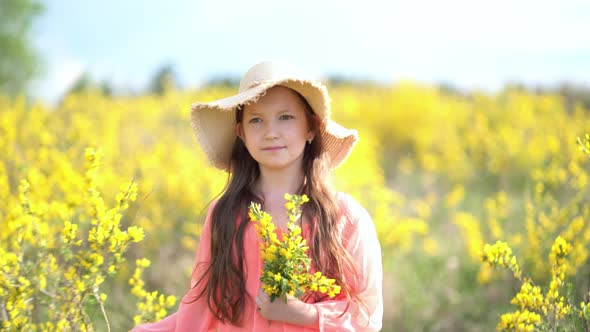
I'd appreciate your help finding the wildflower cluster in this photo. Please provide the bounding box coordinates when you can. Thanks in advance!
[481,241,522,280]
[497,310,541,332]
[577,133,590,154]
[511,281,544,312]
[0,148,172,331]
[129,258,177,326]
[544,236,572,320]
[249,193,341,301]
[481,236,581,331]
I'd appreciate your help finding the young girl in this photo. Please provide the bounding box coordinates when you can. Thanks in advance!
[132,61,383,331]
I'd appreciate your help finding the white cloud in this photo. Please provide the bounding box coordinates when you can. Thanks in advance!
[30,53,85,105]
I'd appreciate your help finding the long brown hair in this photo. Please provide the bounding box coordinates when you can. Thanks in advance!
[186,88,364,325]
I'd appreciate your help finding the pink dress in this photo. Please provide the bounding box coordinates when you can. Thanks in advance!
[131,192,383,331]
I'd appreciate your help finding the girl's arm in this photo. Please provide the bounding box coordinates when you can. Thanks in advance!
[131,202,218,332]
[311,193,384,332]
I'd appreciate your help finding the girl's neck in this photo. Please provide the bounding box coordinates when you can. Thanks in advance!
[255,166,305,200]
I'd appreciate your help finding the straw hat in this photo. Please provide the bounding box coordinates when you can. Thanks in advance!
[190,61,358,171]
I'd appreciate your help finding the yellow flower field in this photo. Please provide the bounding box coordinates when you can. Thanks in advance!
[1,83,589,331]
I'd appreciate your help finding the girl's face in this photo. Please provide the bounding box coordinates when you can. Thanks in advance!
[237,85,314,171]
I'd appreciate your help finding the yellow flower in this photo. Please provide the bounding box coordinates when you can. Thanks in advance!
[285,201,295,210]
[75,280,86,292]
[580,300,590,319]
[577,133,590,154]
[480,241,521,279]
[64,266,77,281]
[62,220,78,244]
[128,226,145,242]
[165,295,177,307]
[497,309,541,331]
[279,248,292,259]
[510,280,544,311]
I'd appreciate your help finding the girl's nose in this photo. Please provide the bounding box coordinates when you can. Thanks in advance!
[263,121,279,140]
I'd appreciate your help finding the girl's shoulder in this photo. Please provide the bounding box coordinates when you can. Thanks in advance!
[333,192,377,246]
[333,191,372,224]
[203,198,221,224]
[206,199,219,215]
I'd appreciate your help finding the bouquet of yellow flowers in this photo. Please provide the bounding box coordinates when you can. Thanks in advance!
[248,193,341,302]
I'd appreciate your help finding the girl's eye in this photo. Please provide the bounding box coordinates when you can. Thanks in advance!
[279,115,294,120]
[249,118,262,124]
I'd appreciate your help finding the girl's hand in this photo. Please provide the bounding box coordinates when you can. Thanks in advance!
[255,288,318,327]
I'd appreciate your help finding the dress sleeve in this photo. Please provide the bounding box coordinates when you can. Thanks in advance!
[131,201,218,332]
[311,194,384,332]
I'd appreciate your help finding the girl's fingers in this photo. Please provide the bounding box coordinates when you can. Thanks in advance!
[256,288,269,310]
[257,288,270,301]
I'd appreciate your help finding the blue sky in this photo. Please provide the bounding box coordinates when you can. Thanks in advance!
[31,0,590,104]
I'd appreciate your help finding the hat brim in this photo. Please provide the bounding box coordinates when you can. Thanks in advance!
[190,79,357,171]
